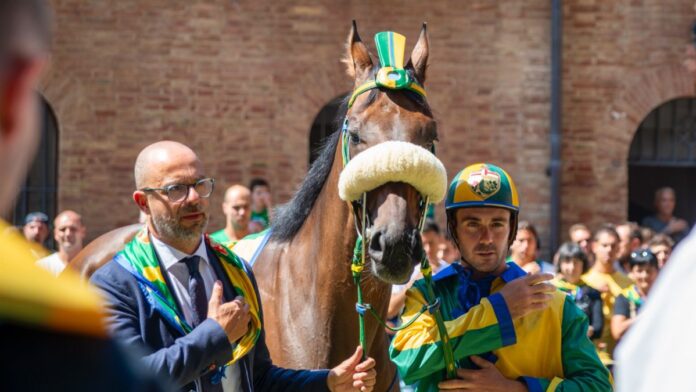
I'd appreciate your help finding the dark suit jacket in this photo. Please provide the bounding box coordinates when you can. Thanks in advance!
[90,244,329,392]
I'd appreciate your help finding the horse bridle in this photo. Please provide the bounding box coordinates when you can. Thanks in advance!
[340,31,458,381]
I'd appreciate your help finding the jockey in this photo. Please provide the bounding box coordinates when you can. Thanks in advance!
[389,163,612,391]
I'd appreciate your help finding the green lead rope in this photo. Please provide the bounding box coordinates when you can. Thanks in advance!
[350,199,457,378]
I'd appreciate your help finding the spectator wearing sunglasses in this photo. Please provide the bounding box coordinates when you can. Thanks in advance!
[611,248,659,341]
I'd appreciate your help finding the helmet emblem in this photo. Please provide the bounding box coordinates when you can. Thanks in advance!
[466,165,501,199]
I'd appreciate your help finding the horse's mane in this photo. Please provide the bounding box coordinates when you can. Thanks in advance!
[271,68,431,243]
[270,106,345,242]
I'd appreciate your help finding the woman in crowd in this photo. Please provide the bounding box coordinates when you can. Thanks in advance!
[552,242,604,340]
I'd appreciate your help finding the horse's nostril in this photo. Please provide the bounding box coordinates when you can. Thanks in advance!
[369,229,384,253]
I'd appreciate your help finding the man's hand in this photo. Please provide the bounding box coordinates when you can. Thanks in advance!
[498,273,555,319]
[438,356,527,392]
[327,346,377,392]
[207,281,251,344]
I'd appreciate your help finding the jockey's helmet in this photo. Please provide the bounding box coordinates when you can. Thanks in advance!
[445,163,520,246]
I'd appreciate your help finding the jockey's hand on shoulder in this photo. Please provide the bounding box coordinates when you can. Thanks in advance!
[327,346,377,392]
[207,281,251,344]
[499,273,555,319]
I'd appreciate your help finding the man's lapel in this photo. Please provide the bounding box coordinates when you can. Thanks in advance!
[206,244,239,302]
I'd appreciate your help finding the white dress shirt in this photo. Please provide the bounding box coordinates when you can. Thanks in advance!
[151,235,242,392]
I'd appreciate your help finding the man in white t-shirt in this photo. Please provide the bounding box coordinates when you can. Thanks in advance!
[36,210,86,275]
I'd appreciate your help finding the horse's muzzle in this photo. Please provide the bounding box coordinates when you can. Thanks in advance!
[368,226,423,284]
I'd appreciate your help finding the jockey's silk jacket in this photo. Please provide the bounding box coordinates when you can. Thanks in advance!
[389,262,613,392]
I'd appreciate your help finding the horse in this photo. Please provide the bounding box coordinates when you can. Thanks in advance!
[68,22,437,390]
[248,23,436,390]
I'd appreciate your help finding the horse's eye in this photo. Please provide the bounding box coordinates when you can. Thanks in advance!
[349,132,361,145]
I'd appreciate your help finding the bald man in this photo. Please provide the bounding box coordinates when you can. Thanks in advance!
[36,210,87,275]
[90,141,376,392]
[210,185,251,248]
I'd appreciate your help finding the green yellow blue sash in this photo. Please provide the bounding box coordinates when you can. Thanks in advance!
[114,228,261,366]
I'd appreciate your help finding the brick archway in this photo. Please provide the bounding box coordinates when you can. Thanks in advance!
[612,65,696,161]
[562,65,696,234]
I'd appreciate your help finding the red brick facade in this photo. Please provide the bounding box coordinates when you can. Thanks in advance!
[42,1,696,254]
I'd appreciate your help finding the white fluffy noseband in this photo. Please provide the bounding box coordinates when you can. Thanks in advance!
[338,141,448,203]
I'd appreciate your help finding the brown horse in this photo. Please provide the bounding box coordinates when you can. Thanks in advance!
[251,23,435,390]
[68,22,436,390]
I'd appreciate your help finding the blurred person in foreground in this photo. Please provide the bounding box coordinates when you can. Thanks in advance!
[615,228,696,391]
[552,242,603,341]
[0,1,165,390]
[36,209,86,276]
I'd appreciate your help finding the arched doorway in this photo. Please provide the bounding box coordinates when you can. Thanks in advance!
[12,95,59,243]
[628,97,696,227]
[308,93,348,165]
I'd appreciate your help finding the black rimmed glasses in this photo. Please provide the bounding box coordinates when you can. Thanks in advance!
[141,178,215,202]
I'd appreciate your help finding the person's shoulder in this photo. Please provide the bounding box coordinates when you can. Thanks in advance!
[90,255,133,288]
[612,271,633,288]
[432,264,459,283]
[641,215,662,228]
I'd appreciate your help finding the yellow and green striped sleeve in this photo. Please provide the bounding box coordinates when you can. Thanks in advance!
[389,287,516,385]
[519,295,613,392]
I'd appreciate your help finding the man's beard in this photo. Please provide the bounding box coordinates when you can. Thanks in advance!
[152,209,208,243]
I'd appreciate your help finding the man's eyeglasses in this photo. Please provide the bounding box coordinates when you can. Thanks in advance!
[141,178,215,202]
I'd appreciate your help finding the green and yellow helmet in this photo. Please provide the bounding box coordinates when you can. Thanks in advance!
[445,163,520,244]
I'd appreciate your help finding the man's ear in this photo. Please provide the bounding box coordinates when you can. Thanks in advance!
[133,191,150,215]
[0,57,47,139]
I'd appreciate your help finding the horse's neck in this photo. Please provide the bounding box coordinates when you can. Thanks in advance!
[294,148,393,359]
[295,147,357,282]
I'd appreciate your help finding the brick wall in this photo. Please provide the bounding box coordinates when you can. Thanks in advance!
[42,0,696,257]
[561,0,695,240]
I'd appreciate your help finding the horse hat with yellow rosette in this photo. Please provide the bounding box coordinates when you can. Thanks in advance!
[445,163,520,245]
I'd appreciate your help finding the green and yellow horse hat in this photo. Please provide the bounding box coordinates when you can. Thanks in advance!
[347,31,426,108]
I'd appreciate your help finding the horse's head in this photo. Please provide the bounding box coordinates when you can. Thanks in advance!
[340,22,443,284]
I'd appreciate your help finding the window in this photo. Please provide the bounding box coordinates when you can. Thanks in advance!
[12,95,59,238]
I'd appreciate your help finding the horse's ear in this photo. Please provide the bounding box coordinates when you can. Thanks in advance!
[343,20,373,82]
[407,23,429,84]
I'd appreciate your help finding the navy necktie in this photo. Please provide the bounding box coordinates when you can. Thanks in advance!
[182,256,223,392]
[183,256,208,327]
